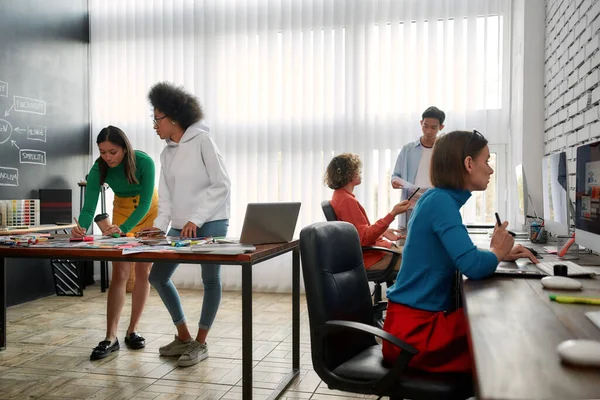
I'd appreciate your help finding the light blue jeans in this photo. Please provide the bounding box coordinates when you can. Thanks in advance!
[149,219,229,330]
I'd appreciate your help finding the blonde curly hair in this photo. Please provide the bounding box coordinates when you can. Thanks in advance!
[324,153,362,190]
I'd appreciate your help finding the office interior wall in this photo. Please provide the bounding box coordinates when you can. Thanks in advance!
[544,0,600,210]
[508,0,546,230]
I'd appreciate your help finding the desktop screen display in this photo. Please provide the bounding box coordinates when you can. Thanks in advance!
[575,140,600,253]
[515,164,527,225]
[542,152,569,236]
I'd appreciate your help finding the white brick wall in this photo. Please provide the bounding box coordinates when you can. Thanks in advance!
[545,0,600,203]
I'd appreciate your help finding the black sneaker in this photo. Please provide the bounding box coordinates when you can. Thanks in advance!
[124,332,145,350]
[90,339,120,360]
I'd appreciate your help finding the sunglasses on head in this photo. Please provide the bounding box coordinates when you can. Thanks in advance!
[463,129,485,159]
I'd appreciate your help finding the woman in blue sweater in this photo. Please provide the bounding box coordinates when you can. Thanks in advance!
[383,130,538,373]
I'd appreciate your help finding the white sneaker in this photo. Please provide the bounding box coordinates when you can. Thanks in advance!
[159,335,192,356]
[177,340,208,367]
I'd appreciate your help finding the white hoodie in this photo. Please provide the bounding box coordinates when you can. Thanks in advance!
[153,122,231,231]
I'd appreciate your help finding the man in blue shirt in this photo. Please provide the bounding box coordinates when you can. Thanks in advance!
[391,106,446,227]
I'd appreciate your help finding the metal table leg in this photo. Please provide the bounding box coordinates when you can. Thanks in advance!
[241,262,253,399]
[266,248,301,400]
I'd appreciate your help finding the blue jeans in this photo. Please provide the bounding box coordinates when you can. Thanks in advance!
[149,219,229,330]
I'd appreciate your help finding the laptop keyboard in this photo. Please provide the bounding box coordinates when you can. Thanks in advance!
[535,261,597,277]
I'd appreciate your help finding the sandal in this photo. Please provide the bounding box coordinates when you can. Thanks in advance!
[124,332,146,350]
[90,339,120,360]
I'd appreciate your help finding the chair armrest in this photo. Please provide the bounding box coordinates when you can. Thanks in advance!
[323,320,418,392]
[363,247,402,282]
[361,245,401,255]
[373,301,387,314]
[324,320,417,355]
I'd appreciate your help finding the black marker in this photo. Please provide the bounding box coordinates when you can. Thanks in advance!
[494,212,516,237]
[407,187,421,202]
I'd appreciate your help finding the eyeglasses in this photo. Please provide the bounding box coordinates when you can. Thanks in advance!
[152,115,167,125]
[463,129,485,158]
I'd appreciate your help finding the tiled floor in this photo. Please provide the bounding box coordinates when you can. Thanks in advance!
[1,286,379,400]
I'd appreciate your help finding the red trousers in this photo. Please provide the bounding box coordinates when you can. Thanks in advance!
[382,301,473,373]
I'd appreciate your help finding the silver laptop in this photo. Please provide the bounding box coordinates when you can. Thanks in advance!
[231,202,301,245]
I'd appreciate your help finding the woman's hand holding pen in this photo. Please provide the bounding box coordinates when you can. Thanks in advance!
[71,225,87,238]
[391,200,412,216]
[180,221,199,238]
[490,221,515,261]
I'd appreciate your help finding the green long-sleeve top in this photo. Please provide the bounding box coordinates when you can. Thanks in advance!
[78,150,155,233]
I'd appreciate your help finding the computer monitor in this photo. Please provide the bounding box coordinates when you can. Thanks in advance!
[542,152,570,236]
[575,140,600,254]
[515,164,528,226]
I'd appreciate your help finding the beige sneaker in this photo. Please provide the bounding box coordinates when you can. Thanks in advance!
[159,335,191,356]
[177,340,208,367]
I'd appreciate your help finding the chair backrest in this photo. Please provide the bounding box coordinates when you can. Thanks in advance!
[300,221,377,378]
[321,200,339,221]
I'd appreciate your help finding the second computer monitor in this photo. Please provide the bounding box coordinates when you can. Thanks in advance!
[575,140,600,254]
[542,152,570,236]
[515,164,528,226]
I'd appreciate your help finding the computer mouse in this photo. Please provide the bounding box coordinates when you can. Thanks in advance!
[556,340,600,367]
[540,276,583,290]
[523,246,538,257]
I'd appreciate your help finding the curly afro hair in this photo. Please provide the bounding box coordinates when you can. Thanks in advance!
[148,82,204,130]
[324,153,362,190]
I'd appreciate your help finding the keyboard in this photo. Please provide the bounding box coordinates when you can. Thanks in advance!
[534,261,597,277]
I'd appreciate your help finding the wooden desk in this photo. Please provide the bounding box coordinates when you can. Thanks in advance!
[0,242,300,400]
[463,274,600,399]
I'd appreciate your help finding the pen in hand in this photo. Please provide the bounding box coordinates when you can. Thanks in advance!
[407,187,421,202]
[494,212,516,237]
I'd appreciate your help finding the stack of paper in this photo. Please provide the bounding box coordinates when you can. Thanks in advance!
[189,243,256,255]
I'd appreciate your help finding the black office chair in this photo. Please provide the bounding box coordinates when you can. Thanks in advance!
[321,200,399,304]
[299,221,474,400]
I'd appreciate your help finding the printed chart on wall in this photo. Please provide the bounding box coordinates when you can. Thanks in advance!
[0,81,47,188]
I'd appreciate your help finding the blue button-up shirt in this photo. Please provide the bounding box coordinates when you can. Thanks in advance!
[391,139,424,193]
[391,139,424,227]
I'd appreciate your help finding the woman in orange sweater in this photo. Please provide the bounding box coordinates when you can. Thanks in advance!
[324,153,412,270]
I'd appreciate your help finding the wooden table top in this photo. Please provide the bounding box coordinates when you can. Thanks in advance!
[463,276,600,399]
[0,240,299,265]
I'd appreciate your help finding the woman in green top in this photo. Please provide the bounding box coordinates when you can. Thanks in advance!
[73,126,159,360]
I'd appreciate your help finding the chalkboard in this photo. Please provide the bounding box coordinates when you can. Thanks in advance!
[0,0,90,305]
[0,0,90,204]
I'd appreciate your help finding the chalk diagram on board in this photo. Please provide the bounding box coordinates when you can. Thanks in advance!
[0,80,47,187]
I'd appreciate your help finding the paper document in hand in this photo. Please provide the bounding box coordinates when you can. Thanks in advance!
[392,177,418,189]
